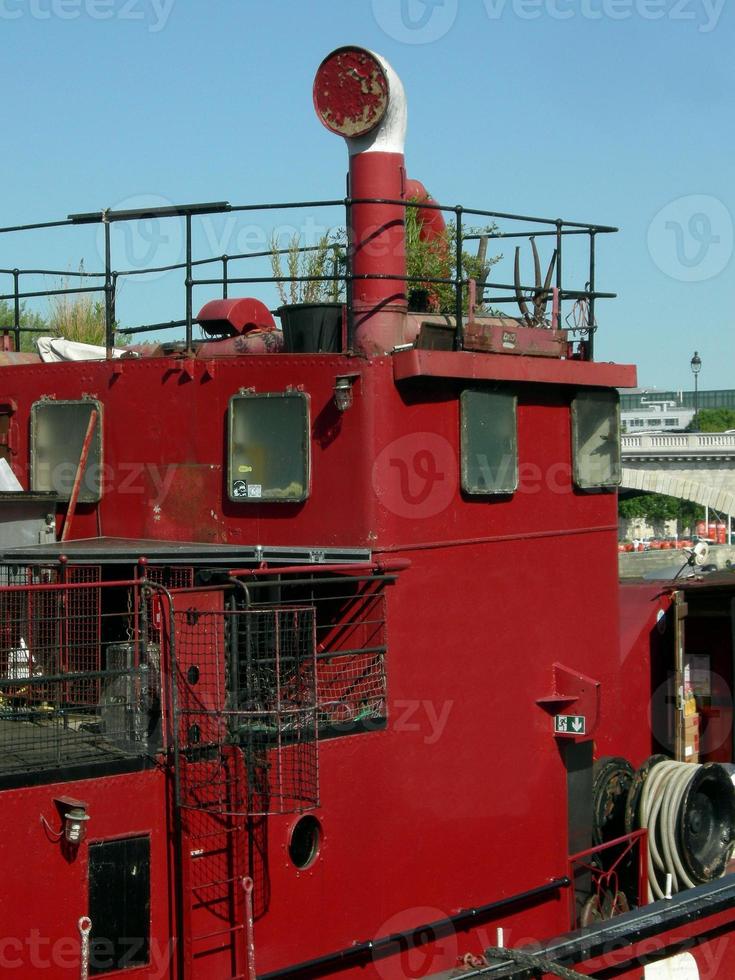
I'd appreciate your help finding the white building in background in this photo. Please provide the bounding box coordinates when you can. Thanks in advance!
[621,399,695,433]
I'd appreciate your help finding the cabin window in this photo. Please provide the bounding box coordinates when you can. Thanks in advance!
[30,399,102,503]
[460,389,518,495]
[228,392,310,503]
[572,391,621,489]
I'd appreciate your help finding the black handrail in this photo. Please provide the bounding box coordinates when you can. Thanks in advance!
[0,196,615,357]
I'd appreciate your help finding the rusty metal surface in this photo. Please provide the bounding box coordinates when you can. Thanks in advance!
[313,47,389,138]
[0,351,42,366]
[463,319,567,357]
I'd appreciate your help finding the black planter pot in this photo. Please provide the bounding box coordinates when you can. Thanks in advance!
[276,303,343,353]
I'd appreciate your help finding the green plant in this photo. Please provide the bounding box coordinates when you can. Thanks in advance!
[0,298,47,352]
[619,492,703,537]
[688,408,735,432]
[270,231,345,305]
[47,264,111,346]
[270,210,501,315]
[405,203,502,315]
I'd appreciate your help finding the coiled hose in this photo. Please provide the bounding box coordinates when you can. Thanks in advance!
[640,760,707,901]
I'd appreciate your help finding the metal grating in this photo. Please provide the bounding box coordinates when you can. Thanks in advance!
[174,606,318,817]
[0,576,160,777]
[144,565,195,642]
[145,565,195,590]
[315,590,386,731]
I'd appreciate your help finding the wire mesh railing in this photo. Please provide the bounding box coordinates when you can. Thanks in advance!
[0,198,616,359]
[173,605,319,817]
[0,573,161,778]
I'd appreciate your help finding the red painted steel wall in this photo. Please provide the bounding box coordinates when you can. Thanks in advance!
[0,770,172,978]
[0,353,628,552]
[4,352,734,978]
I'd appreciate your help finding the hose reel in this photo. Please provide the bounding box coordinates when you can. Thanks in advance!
[629,757,735,900]
[593,756,634,846]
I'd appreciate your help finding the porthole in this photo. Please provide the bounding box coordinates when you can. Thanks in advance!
[187,665,200,685]
[288,816,321,869]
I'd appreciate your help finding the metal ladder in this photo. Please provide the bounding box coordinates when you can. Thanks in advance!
[179,804,253,980]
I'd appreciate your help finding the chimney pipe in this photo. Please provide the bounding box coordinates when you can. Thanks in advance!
[314,46,408,354]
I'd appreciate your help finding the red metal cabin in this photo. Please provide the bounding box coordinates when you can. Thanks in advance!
[1,45,735,980]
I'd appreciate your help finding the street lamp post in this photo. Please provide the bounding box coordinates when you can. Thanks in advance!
[691,351,702,431]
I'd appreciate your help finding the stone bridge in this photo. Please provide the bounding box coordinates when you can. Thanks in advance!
[621,432,735,516]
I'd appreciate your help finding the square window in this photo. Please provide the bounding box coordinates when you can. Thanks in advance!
[572,391,621,489]
[460,389,518,495]
[31,400,102,503]
[228,392,310,503]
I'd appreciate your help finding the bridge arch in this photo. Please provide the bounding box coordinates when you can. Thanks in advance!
[621,467,735,515]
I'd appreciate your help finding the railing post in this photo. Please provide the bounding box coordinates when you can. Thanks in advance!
[454,206,464,351]
[588,229,597,360]
[13,269,20,353]
[103,213,113,358]
[111,272,118,341]
[331,245,340,304]
[185,213,193,353]
[555,219,563,344]
[222,255,229,299]
[344,196,354,353]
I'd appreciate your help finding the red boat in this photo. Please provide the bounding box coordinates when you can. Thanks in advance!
[0,45,734,980]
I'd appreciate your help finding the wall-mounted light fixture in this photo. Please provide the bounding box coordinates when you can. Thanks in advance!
[55,797,90,844]
[334,375,358,412]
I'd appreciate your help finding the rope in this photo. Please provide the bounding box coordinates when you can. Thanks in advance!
[484,946,595,979]
[78,916,92,980]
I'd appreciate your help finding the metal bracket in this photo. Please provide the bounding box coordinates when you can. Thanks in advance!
[537,662,601,740]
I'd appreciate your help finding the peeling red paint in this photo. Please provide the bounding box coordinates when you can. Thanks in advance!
[314,47,388,138]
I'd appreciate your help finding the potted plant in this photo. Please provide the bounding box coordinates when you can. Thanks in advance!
[271,231,346,353]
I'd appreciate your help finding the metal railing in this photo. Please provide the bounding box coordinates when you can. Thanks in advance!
[0,198,617,359]
[622,433,735,455]
[0,572,161,778]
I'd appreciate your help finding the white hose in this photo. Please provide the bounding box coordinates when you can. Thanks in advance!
[639,761,701,901]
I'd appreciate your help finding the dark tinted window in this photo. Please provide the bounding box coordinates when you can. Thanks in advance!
[460,389,518,495]
[88,836,150,974]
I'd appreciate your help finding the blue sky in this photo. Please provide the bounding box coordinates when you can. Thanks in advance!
[0,0,732,390]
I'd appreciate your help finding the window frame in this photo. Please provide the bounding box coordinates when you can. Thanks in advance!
[227,390,311,504]
[571,390,622,490]
[460,388,519,496]
[30,398,103,504]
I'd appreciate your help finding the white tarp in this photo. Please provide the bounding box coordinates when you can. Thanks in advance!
[0,458,22,491]
[36,336,135,362]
